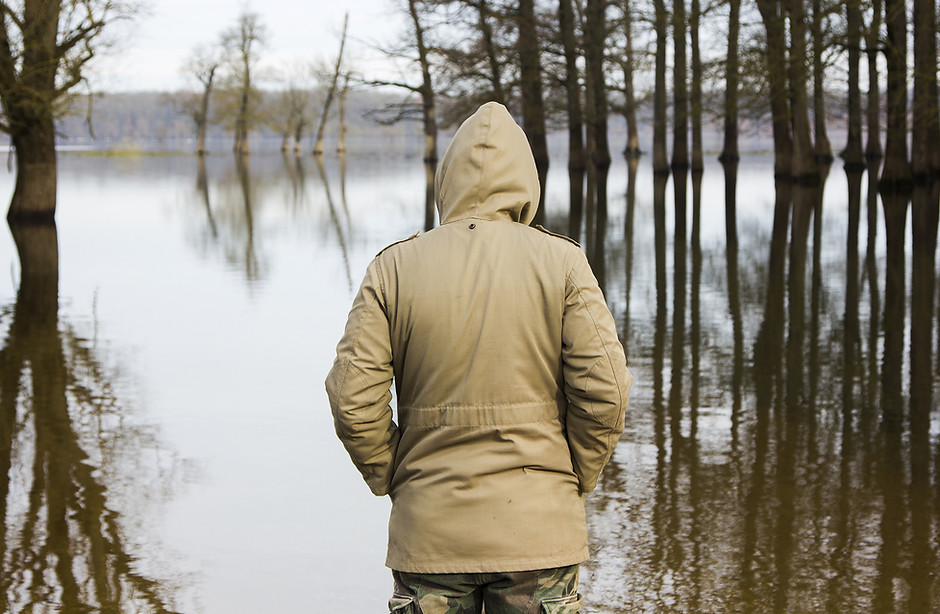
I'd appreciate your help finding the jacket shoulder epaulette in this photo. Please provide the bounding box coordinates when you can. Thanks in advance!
[376,232,420,257]
[535,225,581,248]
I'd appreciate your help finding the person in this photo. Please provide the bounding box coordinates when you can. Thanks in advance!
[325,101,632,614]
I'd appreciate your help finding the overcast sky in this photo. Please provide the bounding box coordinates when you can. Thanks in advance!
[94,0,403,92]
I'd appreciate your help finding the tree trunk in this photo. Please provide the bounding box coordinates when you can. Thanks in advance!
[756,0,792,178]
[721,0,741,163]
[652,0,669,175]
[476,0,505,104]
[196,67,215,156]
[408,0,438,230]
[787,0,816,180]
[690,0,703,173]
[672,0,689,174]
[811,0,832,163]
[517,0,549,227]
[911,0,940,179]
[559,0,585,239]
[621,0,640,157]
[314,12,348,156]
[879,0,911,189]
[843,0,864,170]
[584,0,610,245]
[8,120,58,223]
[337,73,349,154]
[865,0,883,162]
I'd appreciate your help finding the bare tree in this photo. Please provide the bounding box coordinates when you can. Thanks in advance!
[267,70,313,155]
[365,0,440,231]
[221,10,267,156]
[864,0,883,161]
[811,0,834,163]
[0,0,133,222]
[672,0,689,174]
[842,0,864,169]
[517,0,549,226]
[558,0,586,238]
[880,0,911,189]
[313,12,348,156]
[652,0,669,175]
[720,0,742,163]
[181,45,221,155]
[787,0,816,180]
[619,0,641,158]
[756,0,793,177]
[911,0,940,178]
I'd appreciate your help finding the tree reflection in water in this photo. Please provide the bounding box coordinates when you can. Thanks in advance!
[1,218,181,613]
[584,168,940,613]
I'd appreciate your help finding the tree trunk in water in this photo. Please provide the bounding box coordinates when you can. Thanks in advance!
[787,0,816,180]
[756,0,792,178]
[865,0,883,162]
[314,13,349,157]
[407,0,438,230]
[584,0,610,247]
[196,73,214,155]
[621,0,640,157]
[652,0,669,175]
[843,0,864,170]
[721,0,741,163]
[880,0,911,189]
[811,0,831,163]
[8,120,58,223]
[911,0,940,179]
[559,0,585,239]
[671,0,689,173]
[234,87,250,155]
[517,0,549,227]
[337,73,349,154]
[690,0,703,173]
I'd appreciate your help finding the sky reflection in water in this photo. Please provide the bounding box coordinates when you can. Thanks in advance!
[0,150,937,613]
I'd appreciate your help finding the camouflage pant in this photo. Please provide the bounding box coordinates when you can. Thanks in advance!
[388,564,582,614]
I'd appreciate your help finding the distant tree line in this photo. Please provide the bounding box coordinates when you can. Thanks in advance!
[49,89,421,152]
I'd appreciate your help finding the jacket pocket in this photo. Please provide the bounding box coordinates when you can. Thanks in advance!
[541,593,583,613]
[388,594,417,614]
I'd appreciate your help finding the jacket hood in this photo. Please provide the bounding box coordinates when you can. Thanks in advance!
[434,102,539,225]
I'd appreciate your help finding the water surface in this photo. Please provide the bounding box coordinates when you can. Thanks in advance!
[0,149,937,613]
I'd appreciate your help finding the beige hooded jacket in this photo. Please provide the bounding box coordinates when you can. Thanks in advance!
[325,102,632,574]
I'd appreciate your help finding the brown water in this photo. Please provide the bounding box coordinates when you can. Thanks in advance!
[0,150,936,613]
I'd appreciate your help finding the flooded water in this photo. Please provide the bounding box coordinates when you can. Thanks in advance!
[0,149,937,613]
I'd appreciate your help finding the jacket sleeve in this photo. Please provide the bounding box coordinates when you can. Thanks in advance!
[325,257,399,496]
[561,249,632,494]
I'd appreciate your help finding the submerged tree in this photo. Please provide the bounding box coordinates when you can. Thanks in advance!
[220,10,267,156]
[516,0,550,225]
[0,0,133,222]
[366,0,440,231]
[312,12,348,156]
[181,45,221,156]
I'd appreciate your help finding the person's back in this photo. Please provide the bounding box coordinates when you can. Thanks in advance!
[326,102,632,613]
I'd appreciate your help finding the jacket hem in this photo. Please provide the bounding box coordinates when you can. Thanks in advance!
[385,548,589,574]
